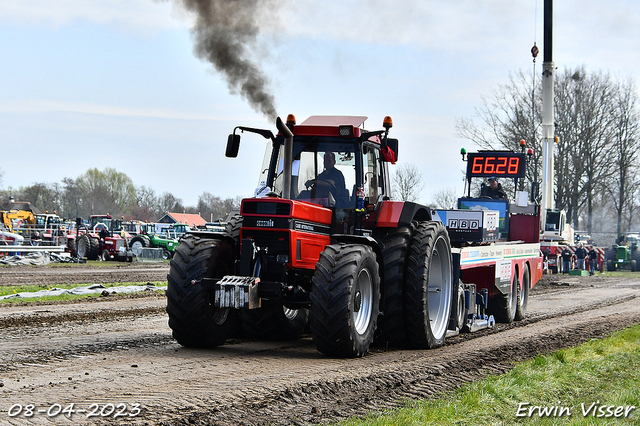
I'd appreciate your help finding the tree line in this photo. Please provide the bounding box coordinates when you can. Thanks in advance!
[0,167,240,223]
[457,66,640,236]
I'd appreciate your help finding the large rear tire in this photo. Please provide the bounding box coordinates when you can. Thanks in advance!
[404,221,453,349]
[375,225,413,345]
[606,248,617,271]
[67,237,78,258]
[310,244,380,358]
[515,266,530,321]
[77,234,99,260]
[166,235,238,348]
[239,301,308,341]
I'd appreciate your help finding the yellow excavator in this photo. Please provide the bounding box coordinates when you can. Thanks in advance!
[0,210,36,231]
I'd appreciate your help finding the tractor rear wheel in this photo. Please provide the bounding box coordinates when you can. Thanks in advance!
[166,235,238,348]
[375,225,413,345]
[239,301,308,341]
[130,235,150,256]
[310,244,380,358]
[515,266,530,321]
[77,234,99,260]
[404,221,453,349]
[606,248,617,271]
[490,272,518,323]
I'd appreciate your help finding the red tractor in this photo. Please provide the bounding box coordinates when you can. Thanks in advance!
[74,214,133,262]
[167,115,459,358]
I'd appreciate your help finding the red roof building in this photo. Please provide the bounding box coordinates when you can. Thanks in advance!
[157,212,207,227]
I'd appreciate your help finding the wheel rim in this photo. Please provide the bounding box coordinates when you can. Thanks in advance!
[213,308,229,326]
[131,241,143,255]
[354,267,373,335]
[428,235,452,340]
[77,237,86,258]
[283,306,299,321]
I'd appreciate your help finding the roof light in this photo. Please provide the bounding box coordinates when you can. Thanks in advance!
[527,148,534,155]
[520,139,526,147]
[339,125,353,137]
[286,114,296,126]
[383,116,393,130]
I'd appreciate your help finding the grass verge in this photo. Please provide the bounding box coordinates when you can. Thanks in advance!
[340,325,640,425]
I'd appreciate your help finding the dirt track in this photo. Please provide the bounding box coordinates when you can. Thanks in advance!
[0,265,639,425]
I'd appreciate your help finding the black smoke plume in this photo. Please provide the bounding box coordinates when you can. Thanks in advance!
[178,0,277,120]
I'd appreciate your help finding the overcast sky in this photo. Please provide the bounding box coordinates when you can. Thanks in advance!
[1,0,639,208]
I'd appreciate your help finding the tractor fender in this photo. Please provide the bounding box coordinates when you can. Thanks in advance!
[376,201,432,228]
[331,235,385,285]
[187,231,237,253]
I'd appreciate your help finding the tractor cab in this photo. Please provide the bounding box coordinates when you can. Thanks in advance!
[227,114,398,235]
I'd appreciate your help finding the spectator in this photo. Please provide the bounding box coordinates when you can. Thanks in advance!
[588,247,598,276]
[561,247,573,274]
[575,243,587,270]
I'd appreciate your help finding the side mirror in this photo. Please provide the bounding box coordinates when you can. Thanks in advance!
[226,134,240,158]
[386,138,398,161]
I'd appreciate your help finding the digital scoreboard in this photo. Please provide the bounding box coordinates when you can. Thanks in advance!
[466,152,526,179]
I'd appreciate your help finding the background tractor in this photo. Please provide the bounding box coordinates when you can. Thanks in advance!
[130,225,180,260]
[74,214,133,262]
[606,234,640,271]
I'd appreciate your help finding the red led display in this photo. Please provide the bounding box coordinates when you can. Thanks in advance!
[466,152,526,178]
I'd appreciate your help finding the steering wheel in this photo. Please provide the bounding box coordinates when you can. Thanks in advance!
[94,222,108,232]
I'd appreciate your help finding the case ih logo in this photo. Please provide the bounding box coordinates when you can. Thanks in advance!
[256,219,274,227]
[447,219,480,230]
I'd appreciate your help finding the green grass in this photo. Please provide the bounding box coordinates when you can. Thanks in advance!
[0,281,166,304]
[598,270,640,278]
[339,325,640,425]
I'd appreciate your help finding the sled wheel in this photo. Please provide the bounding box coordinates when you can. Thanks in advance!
[515,266,530,321]
[490,272,518,323]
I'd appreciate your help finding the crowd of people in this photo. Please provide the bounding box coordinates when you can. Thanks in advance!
[558,243,599,276]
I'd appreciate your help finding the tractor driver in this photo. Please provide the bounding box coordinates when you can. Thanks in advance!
[306,152,347,206]
[481,176,508,200]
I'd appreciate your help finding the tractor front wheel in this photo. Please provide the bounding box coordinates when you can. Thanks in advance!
[310,244,380,358]
[166,235,238,348]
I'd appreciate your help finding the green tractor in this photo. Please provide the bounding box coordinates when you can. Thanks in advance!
[606,234,640,271]
[130,224,179,260]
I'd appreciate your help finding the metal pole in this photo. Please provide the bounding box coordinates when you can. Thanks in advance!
[541,0,555,218]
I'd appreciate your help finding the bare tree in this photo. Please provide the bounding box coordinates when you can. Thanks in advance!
[158,192,184,215]
[457,66,639,234]
[555,68,616,232]
[392,163,424,202]
[431,187,459,209]
[607,79,640,237]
